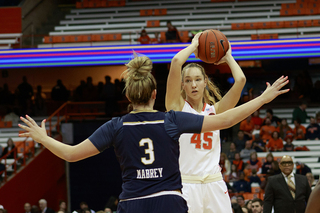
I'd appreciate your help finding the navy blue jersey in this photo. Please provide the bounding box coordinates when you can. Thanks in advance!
[89,110,204,200]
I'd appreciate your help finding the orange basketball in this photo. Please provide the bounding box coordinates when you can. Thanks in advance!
[198,29,229,64]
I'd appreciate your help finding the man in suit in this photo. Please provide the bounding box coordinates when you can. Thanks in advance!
[263,155,311,213]
[24,202,31,213]
[39,199,55,213]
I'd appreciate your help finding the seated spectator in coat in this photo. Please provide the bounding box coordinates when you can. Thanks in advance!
[269,160,281,175]
[226,142,237,163]
[138,29,151,44]
[296,161,312,176]
[251,134,266,152]
[261,152,274,175]
[249,168,261,185]
[292,101,309,124]
[260,118,277,142]
[266,131,284,152]
[165,21,181,43]
[243,163,252,182]
[277,118,293,139]
[306,172,317,190]
[233,152,244,172]
[240,140,255,162]
[220,152,231,176]
[1,138,15,159]
[293,119,306,140]
[247,151,262,172]
[252,110,263,130]
[233,172,252,193]
[234,130,247,151]
[306,117,320,140]
[151,32,161,44]
[283,135,295,151]
[262,109,281,127]
[229,164,240,182]
[240,115,255,140]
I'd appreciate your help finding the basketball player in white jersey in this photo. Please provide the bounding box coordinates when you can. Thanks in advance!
[166,32,246,212]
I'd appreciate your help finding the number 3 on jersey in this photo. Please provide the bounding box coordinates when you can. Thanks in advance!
[191,132,213,150]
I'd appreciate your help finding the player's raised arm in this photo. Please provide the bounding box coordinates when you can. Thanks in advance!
[201,76,289,133]
[165,32,202,111]
[213,42,246,114]
[18,116,99,162]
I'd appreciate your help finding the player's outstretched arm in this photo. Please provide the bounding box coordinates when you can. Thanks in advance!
[18,115,99,162]
[214,42,246,114]
[305,181,320,213]
[166,32,202,112]
[201,76,289,133]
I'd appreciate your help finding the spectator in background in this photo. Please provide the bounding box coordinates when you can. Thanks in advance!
[261,153,274,175]
[58,200,69,213]
[219,152,231,176]
[283,135,295,151]
[32,85,47,116]
[51,79,69,102]
[249,168,261,185]
[226,142,237,162]
[237,195,246,208]
[260,118,277,142]
[252,110,263,130]
[38,199,55,213]
[251,133,266,152]
[262,109,281,127]
[233,152,244,172]
[293,119,306,140]
[269,160,281,175]
[277,118,293,140]
[102,75,116,117]
[296,162,312,176]
[104,196,118,213]
[31,205,40,213]
[229,164,240,182]
[306,172,317,190]
[73,202,95,213]
[165,21,181,43]
[16,76,34,115]
[247,151,262,173]
[151,32,161,44]
[0,83,14,105]
[306,117,320,140]
[74,80,86,101]
[240,115,255,140]
[240,140,255,162]
[292,101,309,124]
[251,198,263,213]
[3,106,19,126]
[233,172,251,193]
[137,29,151,44]
[234,130,247,151]
[1,138,15,159]
[24,202,31,213]
[266,131,283,152]
[316,112,320,124]
[232,203,244,213]
[83,76,98,101]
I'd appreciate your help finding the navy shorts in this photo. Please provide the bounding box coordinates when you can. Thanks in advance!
[117,194,188,213]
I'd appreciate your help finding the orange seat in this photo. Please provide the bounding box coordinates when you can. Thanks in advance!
[76,2,83,8]
[80,35,92,42]
[243,193,259,200]
[280,8,291,16]
[154,9,167,16]
[284,21,298,28]
[294,8,307,15]
[252,187,261,194]
[231,23,244,30]
[91,34,104,41]
[270,21,284,28]
[257,22,271,29]
[109,34,121,41]
[251,34,258,40]
[140,9,153,16]
[0,121,12,128]
[244,22,258,30]
[147,20,160,27]
[312,19,320,26]
[43,36,52,43]
[298,20,312,27]
[100,0,107,7]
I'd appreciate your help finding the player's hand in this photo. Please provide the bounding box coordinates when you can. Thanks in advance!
[214,41,232,65]
[260,76,290,104]
[18,115,48,144]
[191,32,202,58]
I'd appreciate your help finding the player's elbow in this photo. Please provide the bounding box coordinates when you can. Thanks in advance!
[172,56,183,66]
[237,75,246,85]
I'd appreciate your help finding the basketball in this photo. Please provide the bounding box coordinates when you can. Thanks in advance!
[198,29,229,64]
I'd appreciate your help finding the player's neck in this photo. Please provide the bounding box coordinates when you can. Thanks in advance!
[186,97,204,113]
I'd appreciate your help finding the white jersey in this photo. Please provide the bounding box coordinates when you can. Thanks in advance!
[179,101,221,177]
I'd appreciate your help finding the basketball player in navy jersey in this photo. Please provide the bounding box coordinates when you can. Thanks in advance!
[18,54,289,213]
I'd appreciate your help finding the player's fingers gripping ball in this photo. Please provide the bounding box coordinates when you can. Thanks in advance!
[197,29,229,64]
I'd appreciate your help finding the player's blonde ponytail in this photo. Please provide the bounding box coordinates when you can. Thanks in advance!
[122,52,157,106]
[181,63,221,105]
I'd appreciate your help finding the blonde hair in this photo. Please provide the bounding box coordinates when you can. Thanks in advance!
[181,63,221,105]
[122,53,156,107]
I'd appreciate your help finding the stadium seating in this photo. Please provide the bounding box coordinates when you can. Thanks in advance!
[38,0,320,47]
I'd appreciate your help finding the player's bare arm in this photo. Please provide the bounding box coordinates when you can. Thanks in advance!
[18,115,99,162]
[166,32,202,111]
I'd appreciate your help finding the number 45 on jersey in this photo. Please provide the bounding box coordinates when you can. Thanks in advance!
[190,132,213,150]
